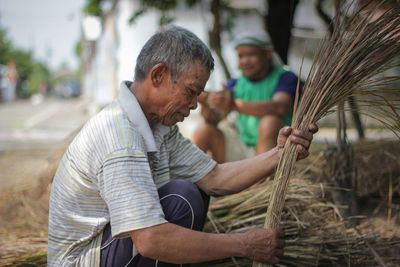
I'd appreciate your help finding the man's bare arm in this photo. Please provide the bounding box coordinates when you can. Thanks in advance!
[233,92,293,118]
[196,125,317,197]
[130,222,284,264]
[196,147,280,196]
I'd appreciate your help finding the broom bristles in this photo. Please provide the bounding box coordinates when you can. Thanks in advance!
[253,2,400,266]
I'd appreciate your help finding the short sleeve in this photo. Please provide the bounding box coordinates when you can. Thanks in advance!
[225,78,237,96]
[273,71,299,100]
[167,126,217,183]
[98,148,167,238]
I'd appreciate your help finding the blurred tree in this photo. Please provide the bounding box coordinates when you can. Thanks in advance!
[85,0,235,79]
[74,39,82,58]
[0,29,12,65]
[84,0,103,16]
[9,49,34,83]
[74,39,83,83]
[0,27,52,98]
[207,0,235,79]
[128,0,180,26]
[27,62,52,94]
[127,0,235,79]
[264,0,299,65]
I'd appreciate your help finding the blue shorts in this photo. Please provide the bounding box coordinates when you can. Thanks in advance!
[100,179,209,267]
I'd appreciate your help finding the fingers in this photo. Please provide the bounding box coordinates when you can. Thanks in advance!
[289,133,311,148]
[269,256,281,265]
[309,123,319,134]
[277,228,285,238]
[296,144,310,159]
[208,92,230,110]
[290,133,311,159]
[244,228,285,264]
[275,237,285,249]
[277,127,292,146]
[268,249,284,265]
[275,248,284,257]
[279,126,292,136]
[283,124,317,159]
[291,128,313,142]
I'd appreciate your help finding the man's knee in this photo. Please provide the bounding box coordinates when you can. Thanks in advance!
[158,180,209,231]
[193,122,220,143]
[258,115,283,137]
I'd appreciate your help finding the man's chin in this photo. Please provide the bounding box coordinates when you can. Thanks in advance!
[160,114,186,126]
[161,119,181,126]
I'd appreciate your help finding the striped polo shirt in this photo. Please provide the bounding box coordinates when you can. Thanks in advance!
[47,81,216,266]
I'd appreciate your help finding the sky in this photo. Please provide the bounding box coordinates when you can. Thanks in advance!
[0,0,86,71]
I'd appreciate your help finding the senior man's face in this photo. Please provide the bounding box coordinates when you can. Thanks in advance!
[159,62,210,126]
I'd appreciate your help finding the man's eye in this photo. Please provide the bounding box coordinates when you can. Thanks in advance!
[187,88,196,96]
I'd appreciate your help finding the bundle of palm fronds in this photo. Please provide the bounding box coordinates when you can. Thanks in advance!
[197,174,400,267]
[254,2,400,266]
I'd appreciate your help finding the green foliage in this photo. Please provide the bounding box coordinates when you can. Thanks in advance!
[128,0,200,26]
[220,1,237,37]
[0,28,12,65]
[74,39,82,58]
[26,62,51,94]
[140,0,177,10]
[0,26,53,98]
[9,49,34,81]
[184,0,197,7]
[159,15,175,26]
[128,9,147,24]
[84,0,103,16]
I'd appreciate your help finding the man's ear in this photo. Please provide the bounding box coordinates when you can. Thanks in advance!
[150,63,169,87]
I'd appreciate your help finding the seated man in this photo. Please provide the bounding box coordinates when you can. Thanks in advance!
[193,31,299,163]
[47,26,316,267]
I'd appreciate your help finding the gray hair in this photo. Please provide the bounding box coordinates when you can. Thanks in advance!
[134,25,214,82]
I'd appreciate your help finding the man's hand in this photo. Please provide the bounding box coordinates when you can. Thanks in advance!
[277,124,318,160]
[208,88,233,113]
[200,104,222,126]
[240,228,285,264]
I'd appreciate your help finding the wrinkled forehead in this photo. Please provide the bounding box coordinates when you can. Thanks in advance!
[236,45,271,54]
[180,62,210,87]
[182,60,209,76]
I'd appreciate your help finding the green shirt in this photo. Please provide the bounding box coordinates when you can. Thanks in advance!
[234,67,293,147]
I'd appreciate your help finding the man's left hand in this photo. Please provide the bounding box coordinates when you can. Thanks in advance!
[276,124,318,160]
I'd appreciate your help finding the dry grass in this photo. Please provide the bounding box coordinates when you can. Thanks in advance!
[198,145,400,266]
[0,144,67,266]
[256,3,400,266]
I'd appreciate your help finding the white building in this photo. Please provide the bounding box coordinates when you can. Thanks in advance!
[81,0,332,136]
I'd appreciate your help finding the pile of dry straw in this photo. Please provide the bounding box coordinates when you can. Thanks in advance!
[199,161,400,266]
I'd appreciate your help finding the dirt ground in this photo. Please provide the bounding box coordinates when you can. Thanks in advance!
[0,139,399,266]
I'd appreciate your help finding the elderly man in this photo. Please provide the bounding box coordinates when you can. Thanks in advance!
[193,31,298,163]
[48,26,316,267]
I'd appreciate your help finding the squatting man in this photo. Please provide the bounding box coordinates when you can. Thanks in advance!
[48,25,317,267]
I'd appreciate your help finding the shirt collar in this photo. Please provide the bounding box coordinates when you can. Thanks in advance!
[117,81,169,152]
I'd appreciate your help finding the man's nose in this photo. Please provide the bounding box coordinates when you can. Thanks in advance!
[189,96,198,109]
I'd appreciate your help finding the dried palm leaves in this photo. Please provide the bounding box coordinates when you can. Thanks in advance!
[254,2,400,266]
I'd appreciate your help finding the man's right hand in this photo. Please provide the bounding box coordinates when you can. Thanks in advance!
[240,228,285,264]
[208,89,233,113]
